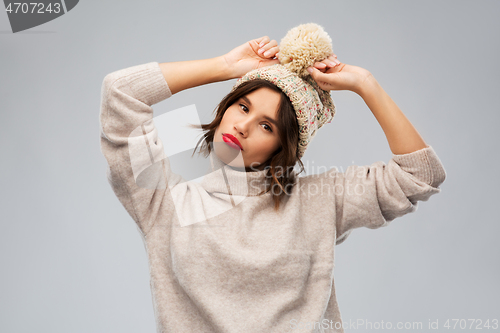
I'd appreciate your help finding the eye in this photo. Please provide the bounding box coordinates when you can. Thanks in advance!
[239,103,273,133]
[239,104,249,112]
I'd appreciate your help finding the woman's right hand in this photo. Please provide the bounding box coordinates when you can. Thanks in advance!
[222,36,280,79]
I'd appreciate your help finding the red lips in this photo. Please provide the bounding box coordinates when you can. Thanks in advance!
[222,133,243,150]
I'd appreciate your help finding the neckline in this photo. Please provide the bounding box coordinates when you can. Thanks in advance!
[200,150,271,197]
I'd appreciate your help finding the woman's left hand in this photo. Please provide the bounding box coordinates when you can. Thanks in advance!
[223,36,280,79]
[307,54,374,94]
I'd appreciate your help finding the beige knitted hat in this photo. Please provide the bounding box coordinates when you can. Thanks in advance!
[230,23,336,159]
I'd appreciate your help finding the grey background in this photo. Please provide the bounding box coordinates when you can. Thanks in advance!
[1,0,499,332]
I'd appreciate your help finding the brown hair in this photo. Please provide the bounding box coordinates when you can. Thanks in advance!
[187,79,306,212]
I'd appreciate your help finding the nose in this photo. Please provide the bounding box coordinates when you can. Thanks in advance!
[234,118,250,138]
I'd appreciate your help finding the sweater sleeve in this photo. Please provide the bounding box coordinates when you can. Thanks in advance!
[99,61,185,236]
[334,145,447,245]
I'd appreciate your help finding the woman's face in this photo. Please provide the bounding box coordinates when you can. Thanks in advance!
[213,87,282,171]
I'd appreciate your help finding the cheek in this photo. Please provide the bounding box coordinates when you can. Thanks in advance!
[216,114,229,133]
[259,136,280,154]
[272,138,281,152]
[220,109,237,125]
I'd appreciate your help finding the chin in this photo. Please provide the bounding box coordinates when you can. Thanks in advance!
[213,141,246,168]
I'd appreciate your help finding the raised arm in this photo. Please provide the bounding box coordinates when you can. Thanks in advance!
[100,62,181,236]
[307,57,427,154]
[356,75,427,154]
[306,56,446,245]
[159,35,281,95]
[158,57,230,95]
[100,36,281,236]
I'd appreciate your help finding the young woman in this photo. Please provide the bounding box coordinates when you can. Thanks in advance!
[100,28,446,333]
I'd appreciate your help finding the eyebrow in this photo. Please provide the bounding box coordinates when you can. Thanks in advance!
[240,96,278,127]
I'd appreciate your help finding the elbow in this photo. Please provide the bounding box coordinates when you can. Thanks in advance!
[99,74,119,140]
[426,147,447,188]
[429,161,447,188]
[101,66,128,99]
[433,168,447,187]
[101,73,118,99]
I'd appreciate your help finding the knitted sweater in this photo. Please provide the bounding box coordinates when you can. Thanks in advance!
[99,61,447,333]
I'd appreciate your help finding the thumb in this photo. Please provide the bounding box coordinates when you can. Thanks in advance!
[307,66,332,91]
[307,66,324,79]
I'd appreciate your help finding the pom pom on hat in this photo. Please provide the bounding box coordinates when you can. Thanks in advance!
[231,22,336,160]
[278,23,334,78]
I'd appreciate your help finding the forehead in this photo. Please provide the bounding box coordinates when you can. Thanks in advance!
[242,87,281,115]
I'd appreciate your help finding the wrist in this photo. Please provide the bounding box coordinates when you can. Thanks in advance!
[354,73,379,97]
[214,55,236,81]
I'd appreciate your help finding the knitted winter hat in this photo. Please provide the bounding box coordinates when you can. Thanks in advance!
[231,23,336,159]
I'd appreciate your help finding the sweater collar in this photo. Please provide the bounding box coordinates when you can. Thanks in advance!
[200,150,271,197]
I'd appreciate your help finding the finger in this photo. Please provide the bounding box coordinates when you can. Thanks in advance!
[262,45,279,58]
[256,36,270,48]
[333,55,341,65]
[320,59,336,68]
[322,62,343,75]
[308,67,332,89]
[307,66,328,80]
[250,37,265,52]
[258,42,277,55]
[324,56,341,67]
[258,39,278,55]
[314,56,338,69]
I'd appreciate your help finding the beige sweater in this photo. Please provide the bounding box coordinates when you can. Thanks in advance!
[99,61,447,333]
